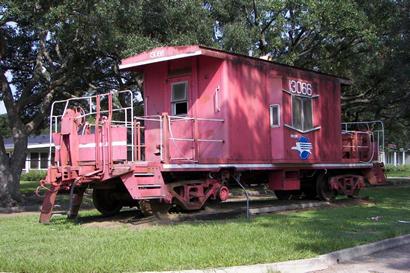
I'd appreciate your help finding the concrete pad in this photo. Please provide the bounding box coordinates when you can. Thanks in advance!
[249,201,329,215]
[309,243,410,273]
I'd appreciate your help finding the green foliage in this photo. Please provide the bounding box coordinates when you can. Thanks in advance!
[0,0,218,132]
[0,186,409,272]
[20,170,47,182]
[209,0,374,67]
[120,0,216,57]
[19,180,40,195]
[340,1,410,146]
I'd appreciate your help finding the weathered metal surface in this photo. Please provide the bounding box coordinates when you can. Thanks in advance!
[329,175,365,196]
[38,45,386,222]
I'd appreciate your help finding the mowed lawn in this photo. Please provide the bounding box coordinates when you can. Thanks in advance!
[386,164,410,177]
[1,186,410,273]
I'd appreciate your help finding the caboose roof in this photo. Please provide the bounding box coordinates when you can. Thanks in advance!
[120,45,351,84]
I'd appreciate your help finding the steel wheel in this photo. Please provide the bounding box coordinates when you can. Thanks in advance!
[92,189,123,216]
[316,173,336,201]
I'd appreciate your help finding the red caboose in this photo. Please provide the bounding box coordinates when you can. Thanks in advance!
[39,45,386,223]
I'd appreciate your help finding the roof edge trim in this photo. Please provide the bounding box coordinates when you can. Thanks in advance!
[119,50,202,70]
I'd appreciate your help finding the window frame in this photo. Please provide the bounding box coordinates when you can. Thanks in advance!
[170,81,189,116]
[30,152,39,169]
[269,104,281,128]
[291,95,313,132]
[40,152,49,169]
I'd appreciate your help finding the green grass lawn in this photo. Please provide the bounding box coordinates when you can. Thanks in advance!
[1,186,410,273]
[385,164,410,177]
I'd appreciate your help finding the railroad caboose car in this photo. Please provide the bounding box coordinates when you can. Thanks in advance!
[39,45,386,223]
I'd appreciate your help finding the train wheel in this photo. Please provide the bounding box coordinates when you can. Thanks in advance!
[139,200,171,220]
[92,189,123,216]
[274,190,302,200]
[316,174,336,201]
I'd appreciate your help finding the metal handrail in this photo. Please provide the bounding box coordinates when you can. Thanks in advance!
[167,115,225,162]
[48,95,227,165]
[48,90,134,164]
[341,120,384,163]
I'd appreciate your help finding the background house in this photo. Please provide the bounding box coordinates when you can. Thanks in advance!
[385,149,410,166]
[4,134,53,173]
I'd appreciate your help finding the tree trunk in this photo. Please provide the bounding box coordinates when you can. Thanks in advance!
[0,132,28,207]
[0,157,16,207]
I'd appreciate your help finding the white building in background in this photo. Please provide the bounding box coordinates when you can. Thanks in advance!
[4,134,53,173]
[384,149,410,166]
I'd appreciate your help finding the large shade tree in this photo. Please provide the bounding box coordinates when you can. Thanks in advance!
[0,0,125,206]
[0,0,214,206]
[341,0,410,146]
[0,0,408,207]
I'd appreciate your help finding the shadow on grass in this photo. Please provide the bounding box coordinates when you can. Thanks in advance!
[255,203,410,256]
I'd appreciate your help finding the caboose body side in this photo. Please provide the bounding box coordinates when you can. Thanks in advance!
[39,45,386,223]
[130,45,348,165]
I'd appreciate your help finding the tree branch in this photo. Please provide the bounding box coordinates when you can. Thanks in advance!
[0,134,6,155]
[0,69,19,123]
[25,74,67,133]
[252,0,258,26]
[341,98,371,106]
[17,31,50,111]
[260,14,278,34]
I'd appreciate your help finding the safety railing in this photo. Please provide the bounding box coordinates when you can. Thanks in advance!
[341,121,384,163]
[49,90,225,166]
[133,114,225,163]
[167,115,224,162]
[48,90,135,166]
[134,115,163,161]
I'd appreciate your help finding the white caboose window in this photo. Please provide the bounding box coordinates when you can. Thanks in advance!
[270,104,280,128]
[171,81,188,115]
[292,96,313,131]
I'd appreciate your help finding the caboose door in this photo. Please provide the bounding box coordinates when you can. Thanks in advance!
[166,77,195,161]
[268,76,285,160]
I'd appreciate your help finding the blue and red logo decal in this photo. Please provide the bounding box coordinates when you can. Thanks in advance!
[291,136,312,160]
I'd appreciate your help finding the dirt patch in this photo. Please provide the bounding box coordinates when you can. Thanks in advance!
[79,197,375,230]
[0,211,39,218]
[0,189,376,225]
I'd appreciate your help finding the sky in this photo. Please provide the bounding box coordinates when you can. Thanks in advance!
[0,101,5,114]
